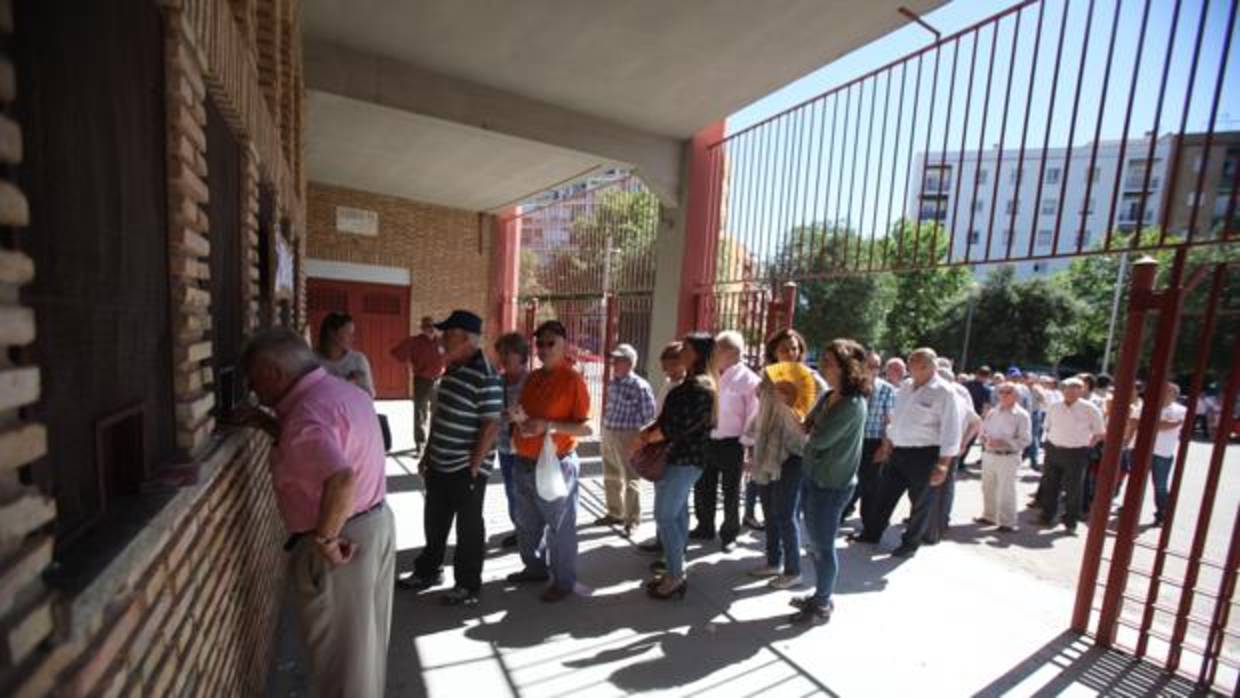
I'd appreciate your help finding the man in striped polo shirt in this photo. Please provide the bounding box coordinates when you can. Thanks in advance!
[401,310,503,607]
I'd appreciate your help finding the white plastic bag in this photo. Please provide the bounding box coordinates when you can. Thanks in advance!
[535,432,568,501]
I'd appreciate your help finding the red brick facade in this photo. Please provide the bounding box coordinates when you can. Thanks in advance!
[306,182,505,338]
[0,1,306,696]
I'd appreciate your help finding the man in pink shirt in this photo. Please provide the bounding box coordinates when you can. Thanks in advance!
[239,328,393,698]
[391,316,447,454]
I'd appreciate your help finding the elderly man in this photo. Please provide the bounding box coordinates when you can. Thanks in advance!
[391,315,447,455]
[239,328,393,697]
[841,351,895,526]
[597,343,656,537]
[975,382,1032,532]
[691,330,760,551]
[1038,377,1105,534]
[400,310,503,607]
[885,356,909,386]
[851,348,962,558]
[922,363,981,544]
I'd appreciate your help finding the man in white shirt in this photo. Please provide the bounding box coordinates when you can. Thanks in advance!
[1038,377,1105,533]
[850,348,962,558]
[690,330,760,550]
[975,383,1032,531]
[923,365,981,544]
[1150,382,1186,527]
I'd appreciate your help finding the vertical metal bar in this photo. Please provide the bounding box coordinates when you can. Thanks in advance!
[914,44,944,265]
[932,37,962,263]
[883,60,910,271]
[1078,0,1124,254]
[740,129,759,284]
[781,281,798,328]
[600,291,618,410]
[796,99,820,278]
[857,76,878,269]
[1027,0,1072,260]
[817,93,841,272]
[1130,0,1184,249]
[951,30,982,264]
[1201,499,1240,688]
[1223,147,1240,240]
[834,85,853,267]
[704,147,724,294]
[1073,255,1158,633]
[871,69,894,271]
[1160,265,1227,670]
[791,103,811,279]
[1102,0,1153,251]
[758,119,779,283]
[1097,248,1187,647]
[808,98,828,276]
[1180,0,1238,244]
[1008,0,1048,259]
[900,53,927,268]
[845,79,869,270]
[1051,0,1096,257]
[779,108,803,281]
[985,9,1023,261]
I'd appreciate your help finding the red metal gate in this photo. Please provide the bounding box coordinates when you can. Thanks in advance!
[1073,249,1239,692]
[307,278,411,399]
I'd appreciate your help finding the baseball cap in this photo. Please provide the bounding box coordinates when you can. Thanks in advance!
[1007,366,1023,378]
[433,310,483,334]
[610,343,638,364]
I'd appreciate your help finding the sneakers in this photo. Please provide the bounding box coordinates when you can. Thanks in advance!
[505,568,551,584]
[396,572,442,591]
[768,574,802,590]
[442,587,479,607]
[747,565,781,579]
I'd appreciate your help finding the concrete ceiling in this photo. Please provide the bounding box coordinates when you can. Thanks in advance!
[306,91,622,212]
[304,0,941,139]
[302,0,945,212]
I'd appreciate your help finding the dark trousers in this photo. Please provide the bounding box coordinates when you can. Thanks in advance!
[842,438,884,522]
[1039,444,1091,527]
[863,446,940,550]
[414,468,487,593]
[413,376,438,450]
[693,437,743,542]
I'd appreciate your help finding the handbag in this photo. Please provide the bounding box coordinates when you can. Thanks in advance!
[630,440,670,482]
[535,432,569,501]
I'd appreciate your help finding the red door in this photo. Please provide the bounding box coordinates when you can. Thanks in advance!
[307,278,411,399]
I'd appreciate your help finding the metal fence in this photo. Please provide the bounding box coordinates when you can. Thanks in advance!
[704,0,1239,282]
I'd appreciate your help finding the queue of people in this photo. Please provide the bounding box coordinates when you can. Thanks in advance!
[238,305,1203,696]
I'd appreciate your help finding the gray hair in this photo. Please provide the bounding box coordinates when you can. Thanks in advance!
[715,330,746,356]
[936,367,955,382]
[241,327,319,375]
[909,347,938,367]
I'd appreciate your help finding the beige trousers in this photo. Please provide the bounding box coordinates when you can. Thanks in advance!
[289,503,396,698]
[981,452,1022,528]
[601,428,642,525]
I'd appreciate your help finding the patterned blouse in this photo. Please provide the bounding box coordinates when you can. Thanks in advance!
[656,375,716,468]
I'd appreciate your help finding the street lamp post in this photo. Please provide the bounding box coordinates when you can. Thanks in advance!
[961,282,980,371]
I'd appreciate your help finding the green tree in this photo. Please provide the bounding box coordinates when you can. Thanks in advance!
[880,221,972,357]
[925,265,1084,370]
[541,189,660,294]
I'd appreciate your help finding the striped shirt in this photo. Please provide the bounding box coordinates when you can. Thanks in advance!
[602,373,656,431]
[425,350,503,473]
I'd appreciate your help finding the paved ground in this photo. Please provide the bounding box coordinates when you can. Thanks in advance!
[266,401,1236,697]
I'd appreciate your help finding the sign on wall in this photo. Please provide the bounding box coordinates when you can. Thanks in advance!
[336,205,379,236]
[275,225,295,295]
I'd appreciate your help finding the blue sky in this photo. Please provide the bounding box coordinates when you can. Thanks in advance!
[716,0,1239,273]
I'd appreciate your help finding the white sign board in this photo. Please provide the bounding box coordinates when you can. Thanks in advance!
[336,206,379,236]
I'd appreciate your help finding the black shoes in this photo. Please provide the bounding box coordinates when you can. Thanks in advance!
[637,539,663,554]
[501,533,518,548]
[396,572,443,591]
[506,568,551,584]
[688,527,715,541]
[890,544,918,559]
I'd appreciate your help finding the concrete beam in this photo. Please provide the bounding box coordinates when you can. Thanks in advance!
[305,39,684,207]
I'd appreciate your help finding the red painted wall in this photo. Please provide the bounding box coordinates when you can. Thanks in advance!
[677,121,726,335]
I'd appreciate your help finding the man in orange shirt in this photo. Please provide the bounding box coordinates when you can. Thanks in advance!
[506,320,593,603]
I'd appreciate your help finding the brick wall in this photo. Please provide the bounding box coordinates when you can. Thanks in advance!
[1,0,306,695]
[306,182,502,335]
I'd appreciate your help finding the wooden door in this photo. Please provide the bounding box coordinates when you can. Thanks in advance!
[307,278,411,399]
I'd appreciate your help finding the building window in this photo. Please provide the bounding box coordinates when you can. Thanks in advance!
[968,231,980,244]
[977,168,989,185]
[1037,229,1053,246]
[16,0,175,554]
[973,198,984,212]
[1080,197,1095,214]
[1041,198,1058,216]
[1078,229,1092,248]
[206,96,246,418]
[1009,167,1023,184]
[1046,167,1061,185]
[1005,198,1020,215]
[1086,167,1101,183]
[1032,262,1046,274]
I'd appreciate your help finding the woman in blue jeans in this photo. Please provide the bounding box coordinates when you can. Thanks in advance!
[639,332,717,600]
[791,338,870,624]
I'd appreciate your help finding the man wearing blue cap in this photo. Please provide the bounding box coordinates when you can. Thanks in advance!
[400,310,504,607]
